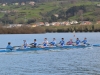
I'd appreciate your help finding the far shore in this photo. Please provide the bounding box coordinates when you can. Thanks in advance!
[0,25,100,34]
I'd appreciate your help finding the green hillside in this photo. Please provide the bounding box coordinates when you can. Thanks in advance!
[0,0,100,24]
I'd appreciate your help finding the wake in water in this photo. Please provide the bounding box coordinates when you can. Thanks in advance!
[0,47,93,55]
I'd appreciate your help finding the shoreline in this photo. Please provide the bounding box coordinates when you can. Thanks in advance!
[0,31,100,34]
[0,25,100,34]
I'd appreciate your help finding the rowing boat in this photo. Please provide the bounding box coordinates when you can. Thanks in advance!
[0,49,13,52]
[62,45,91,48]
[92,44,100,47]
[0,44,91,52]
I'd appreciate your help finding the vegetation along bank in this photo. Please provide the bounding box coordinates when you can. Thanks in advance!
[0,24,100,34]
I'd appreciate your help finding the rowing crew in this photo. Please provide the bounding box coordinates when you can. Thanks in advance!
[6,37,88,50]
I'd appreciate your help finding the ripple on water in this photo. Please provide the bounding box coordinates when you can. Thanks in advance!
[0,48,100,75]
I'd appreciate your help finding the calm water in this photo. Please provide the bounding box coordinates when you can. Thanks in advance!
[0,33,100,75]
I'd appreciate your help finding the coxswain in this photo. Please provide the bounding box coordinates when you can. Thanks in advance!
[6,42,13,50]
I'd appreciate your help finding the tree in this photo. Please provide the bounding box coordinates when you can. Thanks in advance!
[51,15,58,22]
[27,19,36,24]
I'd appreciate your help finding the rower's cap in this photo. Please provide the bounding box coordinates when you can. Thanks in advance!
[53,38,55,39]
[8,42,11,44]
[62,38,64,39]
[34,39,36,41]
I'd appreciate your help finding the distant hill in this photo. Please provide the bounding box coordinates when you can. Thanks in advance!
[0,0,100,3]
[0,0,100,24]
[0,0,34,3]
[0,0,55,3]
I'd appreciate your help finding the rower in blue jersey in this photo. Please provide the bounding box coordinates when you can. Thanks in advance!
[23,40,28,48]
[43,38,48,47]
[30,39,37,48]
[50,38,56,46]
[75,38,80,45]
[82,38,87,44]
[6,42,13,50]
[59,38,65,46]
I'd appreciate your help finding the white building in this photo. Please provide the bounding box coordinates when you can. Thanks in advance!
[21,2,25,5]
[2,4,6,6]
[15,3,19,5]
[45,22,50,26]
[29,1,35,6]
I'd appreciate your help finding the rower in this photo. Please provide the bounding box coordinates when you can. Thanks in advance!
[50,38,56,46]
[43,38,48,47]
[59,38,65,46]
[23,40,28,49]
[66,39,73,45]
[30,39,37,48]
[75,38,80,45]
[82,38,87,44]
[6,42,13,50]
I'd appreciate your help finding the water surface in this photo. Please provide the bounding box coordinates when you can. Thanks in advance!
[0,33,100,75]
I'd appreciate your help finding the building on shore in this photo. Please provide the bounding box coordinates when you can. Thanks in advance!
[29,1,35,6]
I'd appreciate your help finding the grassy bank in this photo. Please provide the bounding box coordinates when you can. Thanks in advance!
[0,26,45,34]
[43,24,100,32]
[0,25,100,34]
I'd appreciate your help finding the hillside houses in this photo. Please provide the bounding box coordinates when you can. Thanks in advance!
[96,21,100,24]
[36,22,45,26]
[2,3,6,6]
[0,10,18,13]
[80,21,92,25]
[45,22,50,26]
[14,3,19,5]
[21,2,25,5]
[0,1,35,6]
[29,1,35,6]
[2,24,23,28]
[54,14,59,17]
[70,21,78,25]
[1,20,96,28]
[61,22,70,26]
[97,4,100,7]
[34,21,79,26]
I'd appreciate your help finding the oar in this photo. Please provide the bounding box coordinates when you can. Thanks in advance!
[38,44,43,45]
[0,48,7,49]
[73,31,76,37]
[0,47,18,49]
[72,31,76,40]
[0,47,14,50]
[13,46,22,47]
